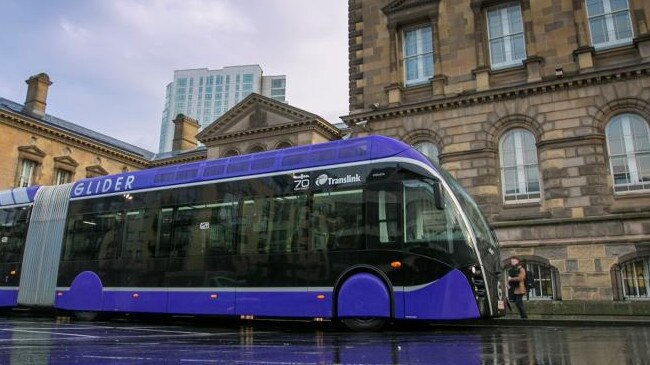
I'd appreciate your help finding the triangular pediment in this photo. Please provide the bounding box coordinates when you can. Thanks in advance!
[53,155,79,168]
[17,145,46,158]
[197,93,323,144]
[86,165,109,177]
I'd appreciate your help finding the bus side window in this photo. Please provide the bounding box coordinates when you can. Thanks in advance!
[156,208,173,258]
[265,194,308,253]
[239,198,268,254]
[206,202,238,255]
[0,207,29,267]
[377,189,400,245]
[64,211,123,261]
[314,190,364,251]
[123,209,150,262]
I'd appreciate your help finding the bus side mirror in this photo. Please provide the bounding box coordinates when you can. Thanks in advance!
[432,181,444,210]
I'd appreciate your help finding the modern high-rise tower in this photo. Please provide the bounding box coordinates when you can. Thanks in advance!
[158,65,286,152]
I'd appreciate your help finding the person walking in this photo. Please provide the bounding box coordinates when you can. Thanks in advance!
[507,256,528,319]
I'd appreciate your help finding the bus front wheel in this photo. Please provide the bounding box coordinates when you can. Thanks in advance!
[341,317,386,332]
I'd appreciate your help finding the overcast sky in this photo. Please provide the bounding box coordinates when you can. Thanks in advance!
[0,0,348,152]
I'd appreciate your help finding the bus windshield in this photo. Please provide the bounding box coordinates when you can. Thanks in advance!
[440,169,497,249]
[402,179,477,265]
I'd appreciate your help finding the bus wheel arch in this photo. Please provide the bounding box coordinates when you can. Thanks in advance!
[333,266,393,331]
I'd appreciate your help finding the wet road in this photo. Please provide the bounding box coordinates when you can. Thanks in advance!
[0,316,648,364]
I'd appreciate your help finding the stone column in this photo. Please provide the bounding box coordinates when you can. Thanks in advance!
[471,2,490,91]
[430,16,446,96]
[524,56,544,83]
[573,3,594,72]
[634,20,650,60]
[384,24,403,104]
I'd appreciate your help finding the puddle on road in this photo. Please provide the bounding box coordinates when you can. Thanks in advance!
[0,318,648,364]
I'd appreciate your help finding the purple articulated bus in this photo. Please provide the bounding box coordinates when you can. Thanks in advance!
[0,136,503,330]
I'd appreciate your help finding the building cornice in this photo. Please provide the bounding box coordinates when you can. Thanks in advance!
[341,63,650,125]
[0,109,150,168]
[499,234,650,248]
[493,210,650,229]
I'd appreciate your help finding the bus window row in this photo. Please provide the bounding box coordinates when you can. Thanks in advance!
[61,175,476,267]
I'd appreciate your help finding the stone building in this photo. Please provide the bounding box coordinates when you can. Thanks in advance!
[1,73,339,189]
[343,0,650,313]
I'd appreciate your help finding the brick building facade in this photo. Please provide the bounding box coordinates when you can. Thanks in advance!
[343,0,650,313]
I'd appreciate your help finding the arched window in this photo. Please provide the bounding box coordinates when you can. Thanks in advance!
[605,114,650,192]
[275,141,292,150]
[505,257,560,300]
[222,149,239,157]
[499,129,540,202]
[414,141,439,165]
[619,257,649,299]
[524,261,559,300]
[248,145,266,154]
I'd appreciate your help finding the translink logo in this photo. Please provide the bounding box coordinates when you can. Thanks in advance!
[315,173,361,187]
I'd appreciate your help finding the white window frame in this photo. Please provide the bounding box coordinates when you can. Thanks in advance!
[606,114,650,193]
[18,159,37,188]
[55,169,72,185]
[402,25,434,87]
[524,262,556,300]
[499,129,541,203]
[621,257,650,299]
[586,0,634,50]
[487,3,527,70]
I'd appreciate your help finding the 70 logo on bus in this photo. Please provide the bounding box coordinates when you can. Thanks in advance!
[293,173,311,191]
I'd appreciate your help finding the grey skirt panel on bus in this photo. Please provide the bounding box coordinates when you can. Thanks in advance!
[18,184,73,306]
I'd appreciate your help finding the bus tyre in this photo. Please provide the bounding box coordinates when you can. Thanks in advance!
[341,317,386,332]
[74,311,98,321]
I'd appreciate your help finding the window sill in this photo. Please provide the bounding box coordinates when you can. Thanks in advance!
[593,40,634,52]
[490,62,525,73]
[494,202,548,222]
[610,190,650,213]
[502,199,541,207]
[404,80,432,89]
[612,188,650,197]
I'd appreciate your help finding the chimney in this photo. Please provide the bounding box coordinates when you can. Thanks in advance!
[172,113,200,152]
[23,73,52,117]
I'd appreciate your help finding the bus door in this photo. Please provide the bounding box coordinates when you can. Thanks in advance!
[365,181,404,300]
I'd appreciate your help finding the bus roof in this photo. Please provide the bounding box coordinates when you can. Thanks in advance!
[0,186,40,207]
[64,136,430,199]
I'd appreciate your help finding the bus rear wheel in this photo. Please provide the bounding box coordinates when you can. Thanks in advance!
[341,317,386,332]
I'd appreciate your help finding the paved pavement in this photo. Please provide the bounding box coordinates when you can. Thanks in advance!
[496,313,650,326]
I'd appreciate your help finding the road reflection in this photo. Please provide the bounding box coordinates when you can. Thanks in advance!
[0,319,649,364]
